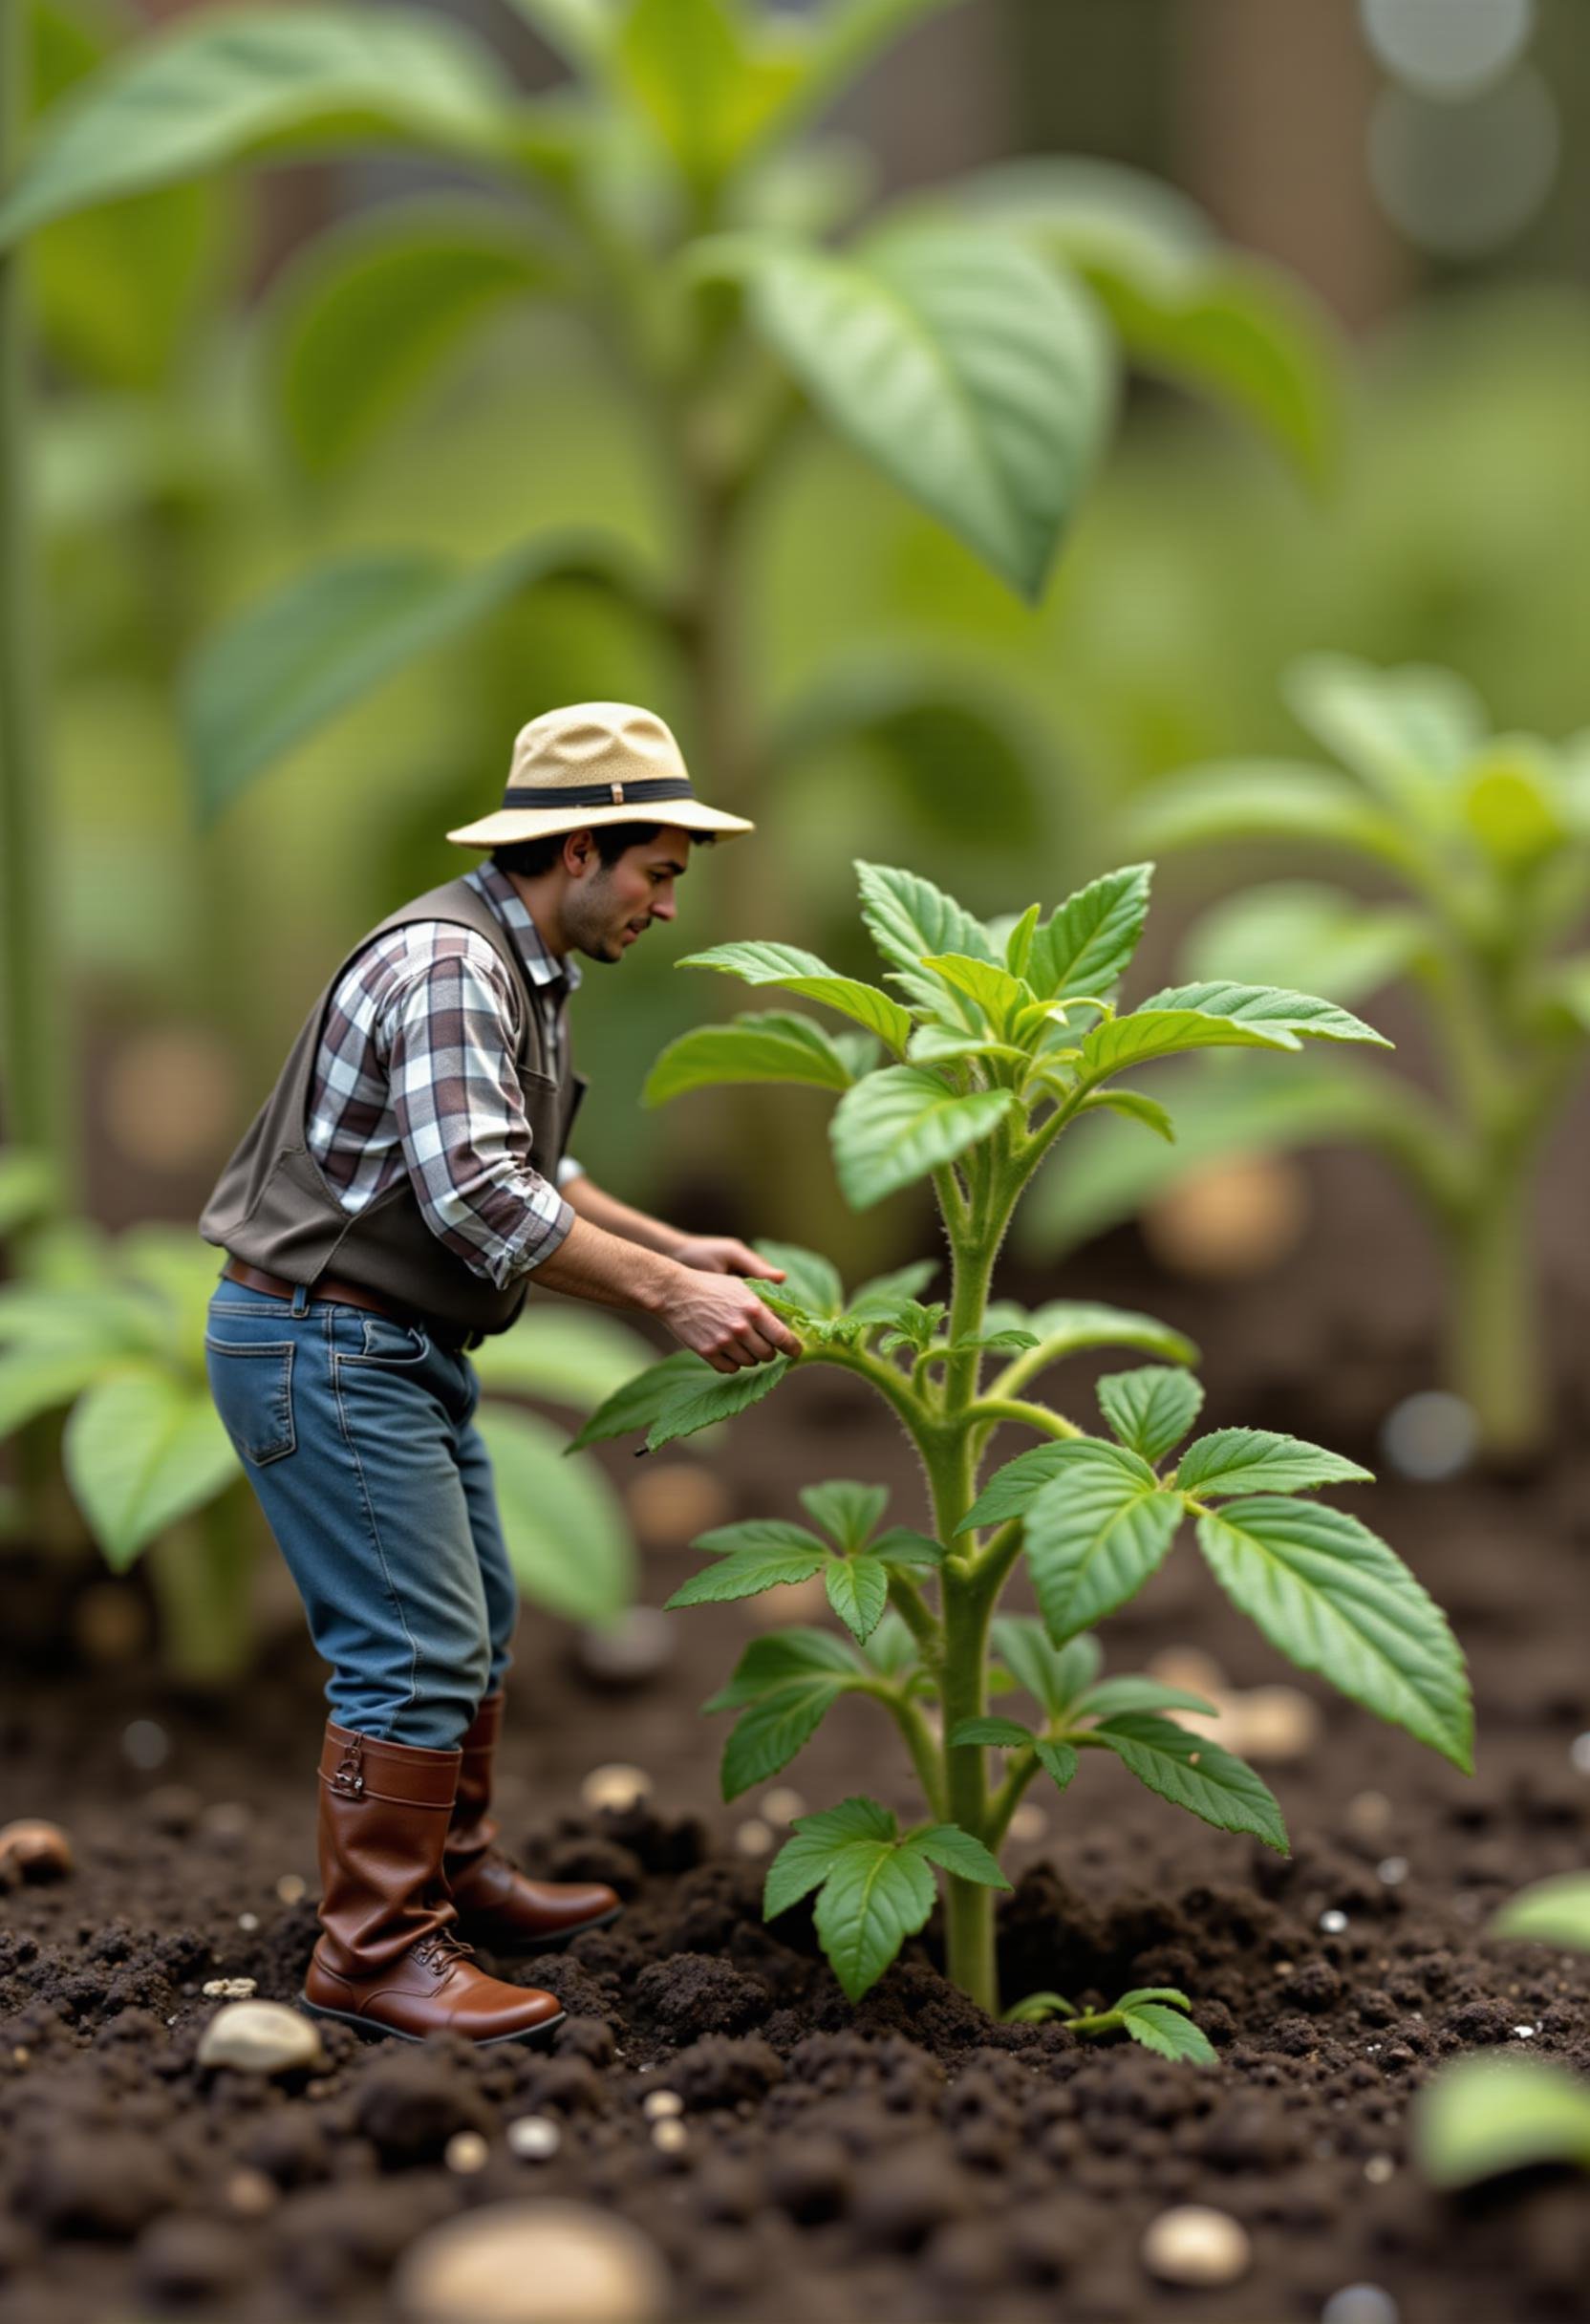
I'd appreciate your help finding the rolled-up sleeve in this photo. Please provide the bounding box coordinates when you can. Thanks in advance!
[377,944,574,1285]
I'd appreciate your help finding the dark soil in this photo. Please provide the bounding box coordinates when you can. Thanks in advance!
[4,1200,1590,2323]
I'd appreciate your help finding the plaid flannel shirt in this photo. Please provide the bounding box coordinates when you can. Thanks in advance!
[305,863,584,1287]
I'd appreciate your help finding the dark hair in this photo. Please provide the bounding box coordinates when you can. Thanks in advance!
[490,822,714,877]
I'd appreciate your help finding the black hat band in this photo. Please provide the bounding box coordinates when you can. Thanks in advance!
[502,776,697,809]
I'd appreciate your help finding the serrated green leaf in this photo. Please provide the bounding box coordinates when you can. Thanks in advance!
[1175,1429,1372,1497]
[813,1837,937,2001]
[1196,1497,1472,1770]
[694,1519,831,1560]
[1078,1007,1299,1086]
[855,858,997,990]
[826,1557,890,1643]
[752,1241,844,1318]
[668,1545,830,1609]
[921,951,1035,1030]
[1003,902,1042,978]
[1491,1874,1590,1952]
[646,1357,792,1452]
[1417,2057,1590,2189]
[949,1716,1032,1748]
[703,1628,864,1713]
[1117,2002,1217,2065]
[990,1618,1101,1717]
[644,1010,857,1103]
[959,1442,1073,1532]
[1137,979,1391,1050]
[1093,1712,1288,1852]
[1035,1739,1080,1792]
[799,1477,889,1548]
[1027,864,1152,1000]
[868,1525,943,1567]
[566,1351,715,1451]
[830,1066,1016,1209]
[764,1796,898,1920]
[1024,1442,1185,1641]
[678,941,913,1052]
[1096,1366,1204,1463]
[722,1676,849,1799]
[908,1824,1012,1888]
[1074,1677,1218,1722]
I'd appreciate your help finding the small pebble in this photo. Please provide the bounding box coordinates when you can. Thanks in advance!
[1141,2205,1251,2288]
[11,2048,30,2068]
[1512,2024,1537,2039]
[275,1874,307,1905]
[1363,2155,1395,2184]
[199,1800,253,1845]
[1570,1732,1590,1775]
[226,2167,277,2217]
[1007,1803,1046,1842]
[579,1764,651,1815]
[446,2132,490,2175]
[760,1787,806,1824]
[1377,1857,1408,1886]
[642,2090,683,2121]
[395,2199,668,2323]
[202,1978,257,2000]
[573,1606,674,1688]
[1321,2287,1399,2324]
[1224,1684,1320,1761]
[650,2120,687,2155]
[735,1819,773,1857]
[1346,1790,1393,1840]
[0,1819,73,1882]
[121,1718,170,1771]
[1380,1389,1475,1482]
[197,2002,324,2077]
[506,2117,561,2163]
[237,1912,260,1932]
[1143,1153,1308,1278]
[624,1461,730,1549]
[1320,1909,1349,1935]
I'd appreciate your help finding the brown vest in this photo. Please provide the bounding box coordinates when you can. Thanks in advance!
[198,876,587,1338]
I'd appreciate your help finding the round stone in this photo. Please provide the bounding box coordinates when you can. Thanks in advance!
[760,1787,806,1824]
[202,1979,258,2001]
[579,1765,652,1815]
[625,1462,730,1549]
[1143,1155,1308,1279]
[1007,1803,1047,1843]
[1346,1790,1394,1840]
[573,1607,675,1689]
[1377,1857,1408,1886]
[0,1820,73,1882]
[445,2132,490,2175]
[197,2002,324,2077]
[275,1874,308,1905]
[1141,2206,1252,2288]
[1227,1685,1320,1761]
[506,2117,561,2163]
[735,1819,773,1857]
[225,2167,277,2217]
[121,1719,170,1772]
[641,2090,682,2121]
[1363,2155,1395,2184]
[1319,1909,1349,1935]
[1321,2287,1399,2324]
[650,2120,687,2155]
[396,2201,669,2324]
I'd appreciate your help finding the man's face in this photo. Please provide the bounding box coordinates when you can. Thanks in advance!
[566,826,691,965]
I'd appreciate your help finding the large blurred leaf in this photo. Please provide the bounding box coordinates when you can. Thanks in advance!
[474,1403,633,1622]
[1131,764,1412,872]
[614,0,804,183]
[264,197,563,480]
[183,530,645,823]
[1417,2057,1590,2189]
[715,223,1113,601]
[63,1365,239,1569]
[502,0,616,73]
[1284,654,1488,811]
[956,158,1341,489]
[0,7,521,246]
[1185,882,1428,1005]
[468,1306,658,1409]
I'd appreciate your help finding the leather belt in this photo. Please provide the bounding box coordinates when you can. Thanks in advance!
[220,1257,471,1348]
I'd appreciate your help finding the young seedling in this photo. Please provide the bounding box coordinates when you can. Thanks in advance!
[1004,1985,1216,2065]
[1417,1874,1590,2187]
[573,858,1472,2018]
[1042,654,1590,1456]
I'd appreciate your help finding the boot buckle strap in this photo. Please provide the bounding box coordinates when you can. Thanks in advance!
[331,1735,365,1797]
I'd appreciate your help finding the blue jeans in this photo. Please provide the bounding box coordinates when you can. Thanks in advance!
[204,1275,517,1749]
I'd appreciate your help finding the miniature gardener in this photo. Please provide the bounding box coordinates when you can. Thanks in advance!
[198,702,802,2047]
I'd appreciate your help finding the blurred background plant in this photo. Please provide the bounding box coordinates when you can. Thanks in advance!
[2,0,1589,1670]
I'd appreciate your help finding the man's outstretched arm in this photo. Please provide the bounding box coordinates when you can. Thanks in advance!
[560,1168,777,1280]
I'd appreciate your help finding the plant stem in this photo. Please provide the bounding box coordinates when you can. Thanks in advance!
[1445,1161,1544,1461]
[0,16,76,1213]
[145,1490,257,1688]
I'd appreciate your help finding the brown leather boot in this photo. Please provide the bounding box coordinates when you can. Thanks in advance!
[443,1691,621,1952]
[300,1721,566,2046]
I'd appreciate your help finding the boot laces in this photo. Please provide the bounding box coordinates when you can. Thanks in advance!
[411,1925,475,1977]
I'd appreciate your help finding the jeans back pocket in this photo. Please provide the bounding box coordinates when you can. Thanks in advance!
[204,1337,297,1466]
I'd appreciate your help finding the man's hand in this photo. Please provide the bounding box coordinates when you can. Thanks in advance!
[657,1262,803,1374]
[673,1235,784,1280]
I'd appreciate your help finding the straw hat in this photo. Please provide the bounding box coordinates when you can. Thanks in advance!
[446,701,754,848]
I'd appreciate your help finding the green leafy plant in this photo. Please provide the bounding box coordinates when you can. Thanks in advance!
[1030,655,1590,1456]
[571,857,1472,2014]
[0,1196,647,1678]
[1004,1983,1216,2063]
[1417,1874,1590,2186]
